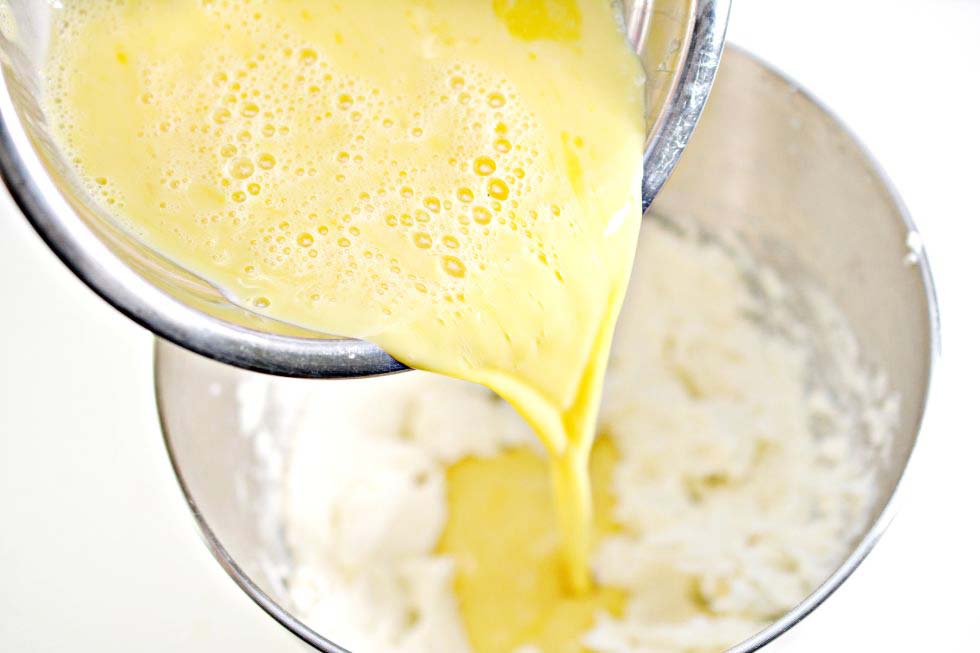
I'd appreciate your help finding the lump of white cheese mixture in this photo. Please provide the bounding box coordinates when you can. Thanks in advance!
[254,220,895,653]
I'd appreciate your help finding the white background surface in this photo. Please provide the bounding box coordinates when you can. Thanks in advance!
[1,1,977,650]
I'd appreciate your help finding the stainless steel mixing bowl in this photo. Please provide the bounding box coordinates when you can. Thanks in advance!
[156,48,938,652]
[0,0,729,378]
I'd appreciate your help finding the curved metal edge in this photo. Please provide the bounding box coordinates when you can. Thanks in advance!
[642,0,732,212]
[0,62,406,379]
[153,341,351,653]
[720,46,942,653]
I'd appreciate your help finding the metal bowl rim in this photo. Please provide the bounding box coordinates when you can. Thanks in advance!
[717,46,941,653]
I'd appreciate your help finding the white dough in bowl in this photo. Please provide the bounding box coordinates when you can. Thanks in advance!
[242,219,897,653]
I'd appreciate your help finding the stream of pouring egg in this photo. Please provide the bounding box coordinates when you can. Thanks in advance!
[45,0,644,621]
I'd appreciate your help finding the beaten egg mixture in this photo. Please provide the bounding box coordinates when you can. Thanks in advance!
[45,0,645,649]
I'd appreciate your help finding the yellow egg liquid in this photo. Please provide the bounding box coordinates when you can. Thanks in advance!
[45,0,644,648]
[439,438,625,653]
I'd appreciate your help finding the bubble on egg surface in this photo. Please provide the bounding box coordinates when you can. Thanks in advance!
[46,1,559,318]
